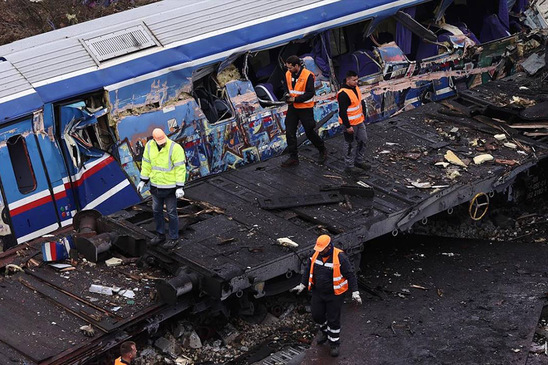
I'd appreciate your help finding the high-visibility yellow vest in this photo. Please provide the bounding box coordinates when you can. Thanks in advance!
[338,86,365,126]
[140,138,186,189]
[286,68,315,109]
[307,248,349,295]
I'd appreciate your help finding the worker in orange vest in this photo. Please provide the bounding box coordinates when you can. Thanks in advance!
[337,70,370,175]
[114,341,137,364]
[281,55,327,167]
[290,234,362,357]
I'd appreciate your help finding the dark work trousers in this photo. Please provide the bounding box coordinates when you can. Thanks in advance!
[151,187,179,240]
[311,289,345,347]
[285,106,325,159]
[343,122,367,168]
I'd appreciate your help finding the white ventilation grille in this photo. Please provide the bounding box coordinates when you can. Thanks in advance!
[82,24,158,62]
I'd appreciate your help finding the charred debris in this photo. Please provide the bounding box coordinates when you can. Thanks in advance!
[0,65,547,363]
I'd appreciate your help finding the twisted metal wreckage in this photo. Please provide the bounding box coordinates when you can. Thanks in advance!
[0,0,548,363]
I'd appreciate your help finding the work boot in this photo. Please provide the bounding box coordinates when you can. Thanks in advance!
[281,157,299,167]
[316,331,328,345]
[318,148,328,164]
[161,239,179,250]
[344,166,362,175]
[354,161,371,170]
[150,235,165,246]
[330,344,340,357]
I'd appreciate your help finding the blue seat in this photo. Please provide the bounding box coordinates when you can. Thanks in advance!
[336,50,379,83]
[255,83,278,102]
[479,14,510,43]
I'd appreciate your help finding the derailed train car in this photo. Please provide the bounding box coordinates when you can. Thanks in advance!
[0,0,545,250]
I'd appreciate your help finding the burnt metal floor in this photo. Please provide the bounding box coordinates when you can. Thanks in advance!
[0,73,547,364]
[132,77,548,304]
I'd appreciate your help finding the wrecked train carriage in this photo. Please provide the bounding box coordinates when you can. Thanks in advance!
[0,0,546,249]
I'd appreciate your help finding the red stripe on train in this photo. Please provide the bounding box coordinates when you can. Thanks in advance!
[10,188,68,216]
[64,156,115,189]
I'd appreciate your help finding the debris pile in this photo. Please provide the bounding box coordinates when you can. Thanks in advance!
[130,295,315,365]
[413,193,548,243]
[530,306,548,360]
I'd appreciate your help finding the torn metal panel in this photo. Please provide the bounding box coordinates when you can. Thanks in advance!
[524,0,548,29]
[375,42,414,79]
[434,0,455,22]
[394,10,437,42]
[57,101,141,216]
[107,69,194,121]
[520,52,546,74]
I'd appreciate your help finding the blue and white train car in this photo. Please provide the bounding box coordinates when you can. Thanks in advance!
[0,0,541,248]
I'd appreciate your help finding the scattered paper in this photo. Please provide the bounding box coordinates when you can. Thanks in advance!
[276,237,299,248]
[444,150,467,167]
[105,258,123,267]
[89,284,114,296]
[473,154,494,165]
[119,289,135,299]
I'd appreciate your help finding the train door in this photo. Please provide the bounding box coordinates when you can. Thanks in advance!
[57,100,140,215]
[0,118,61,245]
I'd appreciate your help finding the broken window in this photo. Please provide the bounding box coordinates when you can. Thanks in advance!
[326,19,382,83]
[193,73,234,124]
[329,28,348,57]
[236,36,320,104]
[57,94,112,169]
[7,135,37,194]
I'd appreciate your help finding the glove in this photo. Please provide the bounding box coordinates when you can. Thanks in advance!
[137,181,146,193]
[175,187,185,199]
[289,283,306,294]
[352,291,362,305]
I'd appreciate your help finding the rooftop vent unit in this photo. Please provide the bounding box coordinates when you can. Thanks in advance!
[82,24,159,63]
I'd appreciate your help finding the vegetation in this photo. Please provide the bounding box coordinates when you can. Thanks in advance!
[0,0,159,46]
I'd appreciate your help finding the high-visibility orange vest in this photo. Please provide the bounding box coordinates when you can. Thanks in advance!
[307,248,349,295]
[337,86,364,126]
[114,357,127,365]
[285,68,315,109]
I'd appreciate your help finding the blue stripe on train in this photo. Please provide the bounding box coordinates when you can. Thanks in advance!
[34,0,422,104]
[90,183,140,216]
[10,198,59,239]
[0,93,43,122]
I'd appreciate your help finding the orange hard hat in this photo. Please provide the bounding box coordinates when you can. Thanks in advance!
[314,234,331,251]
[152,128,167,144]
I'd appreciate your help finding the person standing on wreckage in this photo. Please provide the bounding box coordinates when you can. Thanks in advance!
[280,55,328,167]
[290,234,362,357]
[137,128,187,250]
[338,70,371,175]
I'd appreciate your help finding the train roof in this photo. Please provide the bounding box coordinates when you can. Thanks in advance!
[0,0,426,122]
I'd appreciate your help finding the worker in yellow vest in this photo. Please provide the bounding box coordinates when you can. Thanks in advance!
[114,341,137,364]
[137,128,187,249]
[337,70,370,175]
[281,55,327,167]
[290,234,362,357]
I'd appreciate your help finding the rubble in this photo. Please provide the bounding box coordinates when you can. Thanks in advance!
[276,237,299,248]
[473,154,494,164]
[105,257,123,267]
[128,295,316,364]
[412,188,548,244]
[444,150,467,167]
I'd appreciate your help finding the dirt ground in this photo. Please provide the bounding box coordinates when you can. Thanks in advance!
[301,231,548,365]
